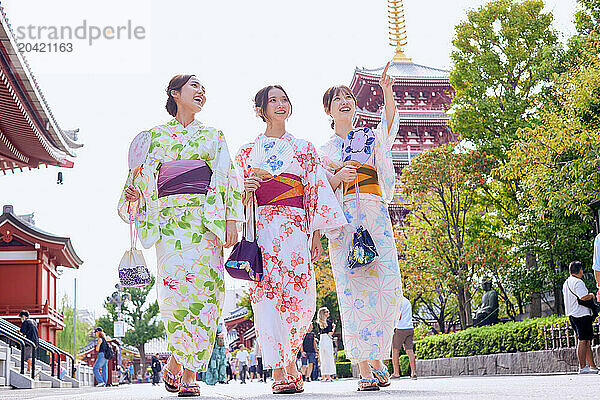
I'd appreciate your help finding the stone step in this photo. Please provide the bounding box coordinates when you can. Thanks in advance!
[39,370,72,388]
[9,369,51,389]
[0,377,5,386]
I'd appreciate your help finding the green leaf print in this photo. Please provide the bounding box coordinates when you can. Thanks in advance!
[173,309,188,322]
[214,220,226,231]
[196,350,207,360]
[177,220,191,229]
[192,233,202,244]
[167,321,181,334]
[189,302,204,315]
[204,281,215,291]
[175,240,182,250]
[233,191,241,200]
[171,143,184,153]
[206,195,216,205]
[202,256,210,265]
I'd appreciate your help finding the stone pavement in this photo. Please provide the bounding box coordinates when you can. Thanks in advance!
[1,374,598,400]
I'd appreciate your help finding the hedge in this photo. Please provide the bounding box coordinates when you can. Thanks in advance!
[415,316,568,360]
[336,362,352,378]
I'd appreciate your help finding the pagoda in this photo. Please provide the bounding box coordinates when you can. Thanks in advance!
[349,0,457,225]
[0,205,83,345]
[0,3,82,174]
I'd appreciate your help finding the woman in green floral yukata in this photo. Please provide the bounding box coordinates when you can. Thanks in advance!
[118,74,243,397]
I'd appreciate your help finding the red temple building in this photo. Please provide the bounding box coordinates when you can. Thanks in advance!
[0,205,83,345]
[0,3,83,347]
[0,3,82,173]
[350,0,458,225]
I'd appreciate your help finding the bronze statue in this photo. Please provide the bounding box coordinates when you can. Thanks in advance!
[473,276,499,327]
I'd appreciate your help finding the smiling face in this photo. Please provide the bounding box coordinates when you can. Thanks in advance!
[258,87,290,123]
[172,76,206,115]
[323,86,356,128]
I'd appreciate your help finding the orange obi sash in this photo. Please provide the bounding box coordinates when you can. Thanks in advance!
[342,165,382,197]
[255,173,304,208]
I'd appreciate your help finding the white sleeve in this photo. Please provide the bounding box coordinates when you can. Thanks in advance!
[574,279,589,298]
[593,234,600,271]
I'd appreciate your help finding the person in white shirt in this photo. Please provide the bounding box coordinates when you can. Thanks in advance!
[237,344,250,383]
[391,297,417,379]
[563,261,598,374]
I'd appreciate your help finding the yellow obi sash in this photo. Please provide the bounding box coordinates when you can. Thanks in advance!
[342,165,382,197]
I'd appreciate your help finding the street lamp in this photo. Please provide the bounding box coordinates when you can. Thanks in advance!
[107,284,129,368]
[106,283,130,339]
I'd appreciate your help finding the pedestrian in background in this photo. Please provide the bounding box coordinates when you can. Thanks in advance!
[249,346,257,381]
[301,331,318,382]
[317,307,336,382]
[18,310,38,376]
[237,344,249,384]
[151,355,162,385]
[563,261,598,374]
[92,327,111,387]
[391,297,417,379]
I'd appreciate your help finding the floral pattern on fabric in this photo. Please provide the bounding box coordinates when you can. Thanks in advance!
[235,133,346,369]
[318,112,403,362]
[118,119,243,371]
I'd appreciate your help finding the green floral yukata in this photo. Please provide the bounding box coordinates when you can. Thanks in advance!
[118,119,243,371]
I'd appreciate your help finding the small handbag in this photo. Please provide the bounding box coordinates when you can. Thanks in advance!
[225,195,264,282]
[119,211,152,287]
[568,283,600,319]
[347,175,378,269]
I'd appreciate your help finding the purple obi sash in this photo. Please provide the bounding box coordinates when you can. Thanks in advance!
[255,173,303,208]
[157,160,212,198]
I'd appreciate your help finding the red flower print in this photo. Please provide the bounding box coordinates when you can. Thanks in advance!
[163,277,178,291]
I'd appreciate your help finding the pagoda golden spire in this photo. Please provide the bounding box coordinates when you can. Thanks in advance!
[388,0,412,63]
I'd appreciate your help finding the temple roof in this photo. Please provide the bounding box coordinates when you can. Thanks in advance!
[0,205,83,268]
[0,3,82,173]
[355,62,449,80]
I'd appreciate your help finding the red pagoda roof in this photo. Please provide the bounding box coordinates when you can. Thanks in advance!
[0,205,83,269]
[352,62,449,85]
[0,4,82,173]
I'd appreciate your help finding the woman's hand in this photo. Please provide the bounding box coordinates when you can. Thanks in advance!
[334,165,358,184]
[124,186,140,202]
[224,220,238,248]
[310,232,323,263]
[244,175,263,194]
[378,61,393,91]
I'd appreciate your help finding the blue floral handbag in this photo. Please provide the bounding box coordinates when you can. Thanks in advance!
[225,196,264,282]
[347,175,378,269]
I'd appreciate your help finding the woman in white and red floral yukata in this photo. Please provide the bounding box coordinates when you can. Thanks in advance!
[235,85,346,394]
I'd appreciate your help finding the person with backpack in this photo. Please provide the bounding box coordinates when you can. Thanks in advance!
[93,327,113,386]
[563,261,598,374]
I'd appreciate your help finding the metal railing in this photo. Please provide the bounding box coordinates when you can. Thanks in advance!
[0,318,75,378]
[543,320,600,349]
[0,321,36,378]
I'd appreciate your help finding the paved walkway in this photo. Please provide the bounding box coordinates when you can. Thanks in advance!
[1,374,598,399]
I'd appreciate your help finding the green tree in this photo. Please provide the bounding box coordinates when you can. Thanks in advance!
[503,56,600,294]
[98,276,164,371]
[450,0,560,161]
[313,237,340,332]
[56,295,92,355]
[400,142,493,329]
[565,0,600,66]
[449,0,562,316]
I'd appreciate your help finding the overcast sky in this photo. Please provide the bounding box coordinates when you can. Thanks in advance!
[0,0,580,317]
